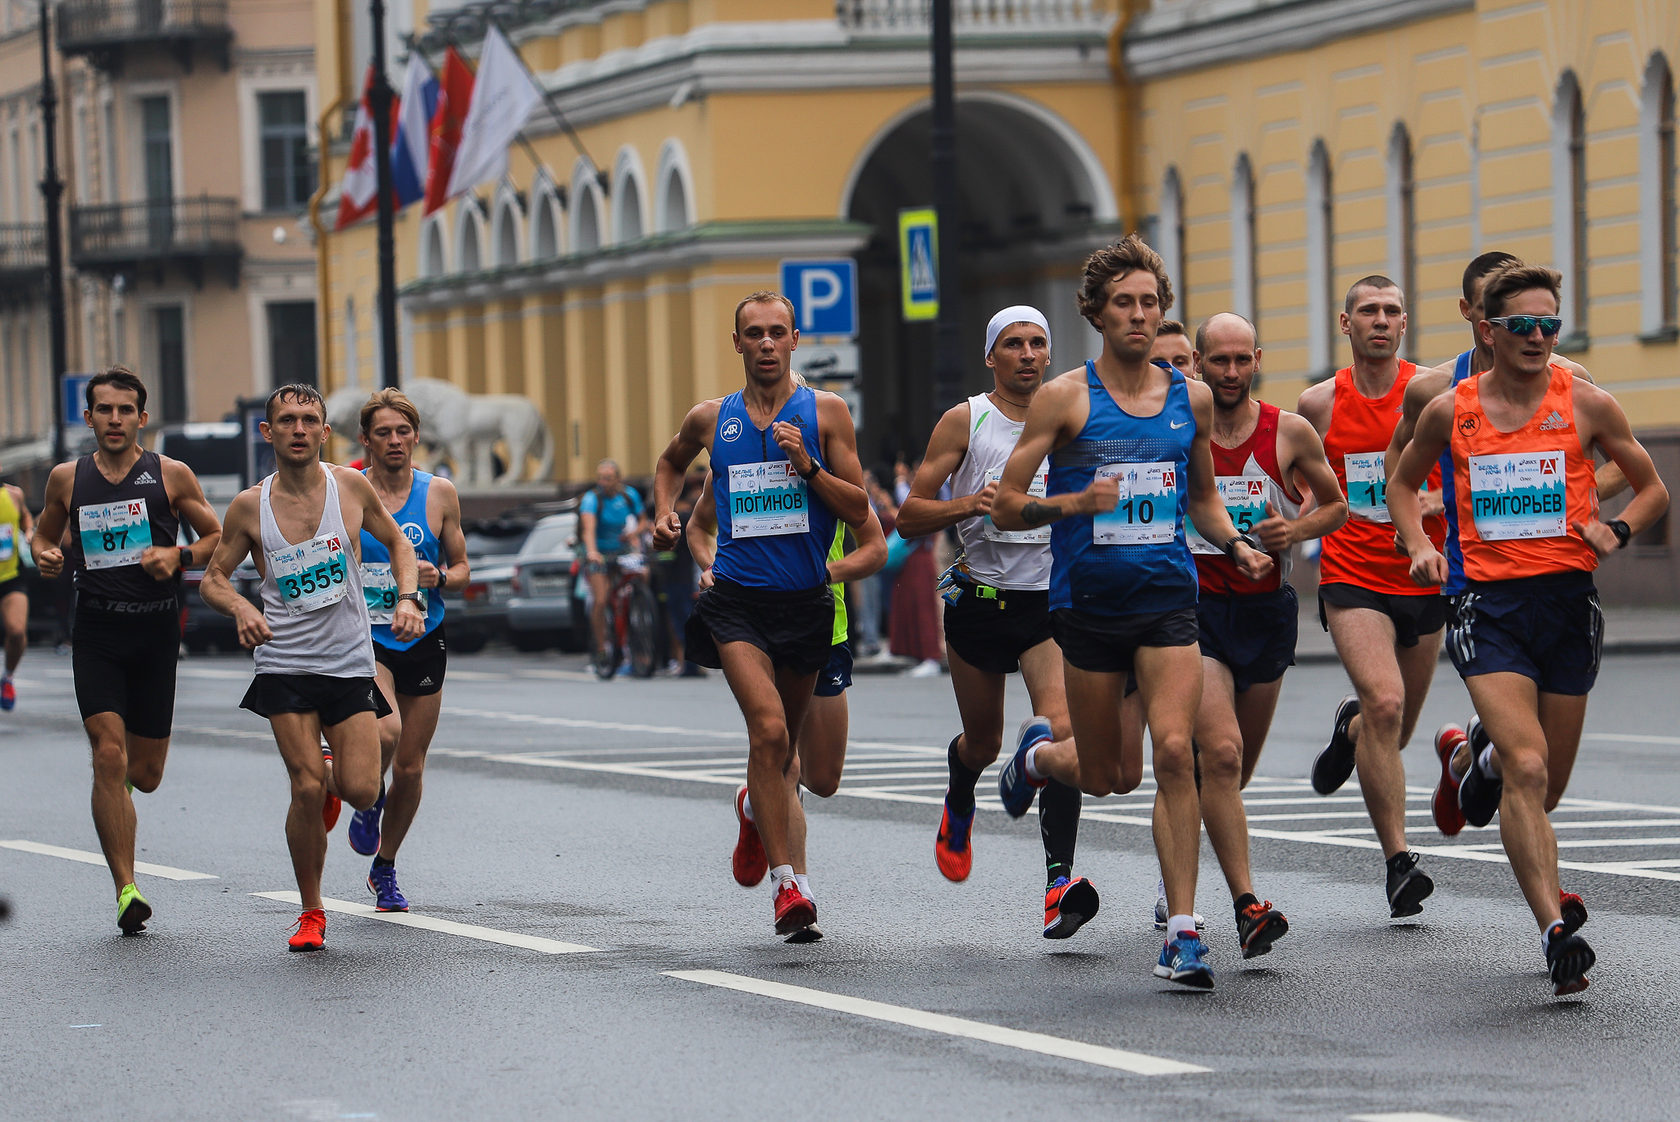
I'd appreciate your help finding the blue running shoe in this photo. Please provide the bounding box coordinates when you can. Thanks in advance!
[347,792,385,856]
[1154,930,1214,990]
[367,861,408,912]
[998,716,1051,818]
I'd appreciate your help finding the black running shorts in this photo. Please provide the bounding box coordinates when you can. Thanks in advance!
[814,641,853,698]
[1052,605,1199,675]
[72,602,182,738]
[1446,572,1602,696]
[942,583,1054,675]
[1318,582,1446,648]
[374,625,448,697]
[685,578,833,676]
[1197,585,1298,692]
[240,673,393,727]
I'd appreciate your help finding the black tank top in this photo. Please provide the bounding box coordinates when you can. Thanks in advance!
[69,450,181,605]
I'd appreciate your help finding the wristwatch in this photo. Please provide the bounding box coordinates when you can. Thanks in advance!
[797,460,821,481]
[1221,533,1262,559]
[178,546,193,571]
[1607,519,1632,549]
[397,591,425,605]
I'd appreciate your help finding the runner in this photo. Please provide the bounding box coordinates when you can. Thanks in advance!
[1388,262,1668,995]
[992,236,1273,989]
[1150,320,1194,376]
[200,383,425,952]
[580,460,643,662]
[1185,312,1348,958]
[1296,275,1446,919]
[30,366,222,934]
[650,291,869,937]
[895,305,1102,939]
[0,465,35,711]
[688,457,888,943]
[346,388,469,912]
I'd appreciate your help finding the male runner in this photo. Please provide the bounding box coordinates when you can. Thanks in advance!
[31,366,222,933]
[580,460,643,659]
[1185,312,1347,958]
[651,292,869,937]
[1150,320,1194,376]
[992,236,1272,989]
[346,388,469,911]
[201,384,425,951]
[1389,263,1668,995]
[0,467,35,710]
[896,305,1100,939]
[1296,275,1445,918]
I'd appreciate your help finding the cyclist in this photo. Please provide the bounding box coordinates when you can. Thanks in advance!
[580,460,643,660]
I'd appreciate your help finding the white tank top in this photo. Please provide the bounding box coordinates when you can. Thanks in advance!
[951,393,1052,591]
[254,464,375,678]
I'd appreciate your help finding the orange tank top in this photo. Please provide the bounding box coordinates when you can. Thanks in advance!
[1451,364,1598,583]
[1318,362,1446,595]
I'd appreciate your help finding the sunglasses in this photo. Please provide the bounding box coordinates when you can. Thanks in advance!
[1488,315,1563,337]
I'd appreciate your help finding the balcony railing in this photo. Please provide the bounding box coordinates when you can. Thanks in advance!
[57,0,232,72]
[0,222,48,301]
[837,0,1113,34]
[69,196,242,286]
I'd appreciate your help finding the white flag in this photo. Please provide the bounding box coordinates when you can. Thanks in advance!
[445,26,542,199]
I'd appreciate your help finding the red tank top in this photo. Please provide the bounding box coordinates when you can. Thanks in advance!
[1451,364,1598,582]
[1192,402,1298,596]
[1318,362,1447,595]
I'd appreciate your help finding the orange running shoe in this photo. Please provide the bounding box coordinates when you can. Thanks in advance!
[772,878,816,935]
[1043,876,1099,939]
[322,792,342,831]
[1431,723,1468,837]
[731,787,767,887]
[935,797,975,882]
[288,908,326,952]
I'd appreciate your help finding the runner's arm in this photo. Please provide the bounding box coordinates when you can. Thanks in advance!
[1184,381,1271,581]
[10,485,33,540]
[654,401,717,548]
[1577,384,1669,554]
[827,504,887,584]
[992,377,1091,530]
[895,403,980,539]
[28,462,74,579]
[352,468,425,641]
[145,457,222,580]
[200,490,271,648]
[685,473,717,587]
[1387,394,1451,584]
[432,476,470,593]
[783,391,868,529]
[1255,413,1348,552]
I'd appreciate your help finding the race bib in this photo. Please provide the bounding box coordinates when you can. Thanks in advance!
[361,562,426,625]
[1093,462,1178,545]
[981,464,1051,544]
[0,523,13,564]
[727,461,810,538]
[79,498,152,570]
[1343,451,1392,523]
[1468,451,1568,541]
[268,534,350,616]
[1188,474,1274,555]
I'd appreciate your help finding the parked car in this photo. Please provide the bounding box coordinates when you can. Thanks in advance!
[448,521,533,653]
[505,512,590,653]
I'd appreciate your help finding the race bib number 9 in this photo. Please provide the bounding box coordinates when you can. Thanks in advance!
[727,461,810,538]
[982,464,1051,544]
[1343,451,1391,523]
[79,498,152,570]
[1468,451,1568,541]
[0,523,13,564]
[269,535,350,615]
[1187,475,1273,555]
[1093,462,1178,545]
[361,562,425,625]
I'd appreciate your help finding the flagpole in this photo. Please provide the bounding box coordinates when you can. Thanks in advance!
[371,0,401,388]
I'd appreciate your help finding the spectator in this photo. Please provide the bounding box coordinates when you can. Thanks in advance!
[886,458,943,677]
[654,469,707,676]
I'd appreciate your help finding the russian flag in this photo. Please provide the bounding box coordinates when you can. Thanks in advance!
[391,54,438,210]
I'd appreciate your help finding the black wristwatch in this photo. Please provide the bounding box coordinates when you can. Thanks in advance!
[797,460,820,481]
[1607,519,1632,549]
[1222,532,1262,559]
[397,591,425,605]
[178,546,193,572]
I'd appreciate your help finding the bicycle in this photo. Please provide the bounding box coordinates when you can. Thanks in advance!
[587,552,660,680]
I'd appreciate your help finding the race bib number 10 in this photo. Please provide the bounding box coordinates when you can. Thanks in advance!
[1343,451,1391,523]
[727,461,810,538]
[79,498,152,570]
[362,562,426,625]
[269,535,349,615]
[1093,462,1178,545]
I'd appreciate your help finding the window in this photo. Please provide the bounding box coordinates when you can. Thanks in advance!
[1159,167,1185,319]
[615,174,643,242]
[259,91,314,213]
[1230,154,1256,321]
[153,305,186,423]
[1387,124,1417,358]
[267,301,317,387]
[1552,72,1587,340]
[1640,54,1677,337]
[573,184,601,253]
[1307,141,1335,374]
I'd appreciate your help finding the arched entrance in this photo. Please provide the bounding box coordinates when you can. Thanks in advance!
[842,94,1117,468]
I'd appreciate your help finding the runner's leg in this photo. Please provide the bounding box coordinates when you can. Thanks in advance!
[373,663,402,782]
[86,715,136,892]
[1235,678,1285,789]
[1135,643,1204,920]
[378,690,442,861]
[1538,690,1588,812]
[1324,604,1412,858]
[716,640,805,871]
[2,589,26,676]
[271,712,331,911]
[1061,661,1142,798]
[1195,657,1255,902]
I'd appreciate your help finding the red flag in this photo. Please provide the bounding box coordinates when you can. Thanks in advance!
[423,48,475,216]
[334,66,379,230]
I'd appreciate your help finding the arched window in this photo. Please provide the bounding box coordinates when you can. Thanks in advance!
[1306,141,1334,374]
[1386,123,1417,358]
[654,139,696,233]
[457,202,485,273]
[612,147,647,243]
[531,174,563,259]
[491,188,522,268]
[1158,166,1185,319]
[571,163,604,253]
[418,215,448,277]
[1230,154,1256,322]
[1640,53,1677,336]
[1552,71,1588,337]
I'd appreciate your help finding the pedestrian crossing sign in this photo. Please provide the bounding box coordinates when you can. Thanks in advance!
[898,208,939,322]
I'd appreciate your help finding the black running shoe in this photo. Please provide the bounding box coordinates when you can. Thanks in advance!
[1457,748,1503,829]
[1311,695,1360,795]
[1237,899,1288,959]
[1385,851,1434,918]
[1546,921,1595,996]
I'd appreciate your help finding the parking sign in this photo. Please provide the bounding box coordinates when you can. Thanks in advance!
[779,259,858,337]
[62,373,93,427]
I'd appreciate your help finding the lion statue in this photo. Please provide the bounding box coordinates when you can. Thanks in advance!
[325,380,554,487]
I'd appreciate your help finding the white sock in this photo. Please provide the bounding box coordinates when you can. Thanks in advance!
[769,864,794,889]
[741,792,754,822]
[1024,743,1046,783]
[1477,745,1499,778]
[1168,913,1198,940]
[793,873,812,901]
[1156,876,1166,900]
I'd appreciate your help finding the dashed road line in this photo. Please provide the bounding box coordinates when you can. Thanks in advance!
[1,839,218,881]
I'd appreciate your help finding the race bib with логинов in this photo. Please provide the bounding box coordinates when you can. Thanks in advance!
[269,534,350,615]
[1343,451,1392,523]
[1187,474,1274,555]
[361,563,426,625]
[78,498,153,570]
[727,461,810,538]
[981,465,1051,544]
[1468,451,1569,541]
[1092,462,1179,545]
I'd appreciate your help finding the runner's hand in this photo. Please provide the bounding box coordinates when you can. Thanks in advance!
[970,481,999,518]
[772,422,814,475]
[36,546,63,579]
[1574,519,1621,558]
[391,599,426,642]
[1418,487,1444,518]
[234,601,273,649]
[1232,542,1275,582]
[1407,546,1448,586]
[1081,474,1120,515]
[650,512,682,551]
[139,545,178,581]
[417,560,441,589]
[698,567,715,591]
[1252,501,1292,553]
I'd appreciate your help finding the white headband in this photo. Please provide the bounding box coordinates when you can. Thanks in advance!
[984,305,1051,361]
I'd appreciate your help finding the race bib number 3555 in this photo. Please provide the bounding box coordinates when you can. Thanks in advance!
[727,461,810,538]
[1093,462,1178,545]
[269,535,349,615]
[79,498,152,570]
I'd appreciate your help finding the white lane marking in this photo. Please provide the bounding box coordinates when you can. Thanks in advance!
[1587,732,1680,745]
[175,724,274,742]
[251,891,597,954]
[663,969,1209,1076]
[0,840,218,881]
[1350,1113,1478,1122]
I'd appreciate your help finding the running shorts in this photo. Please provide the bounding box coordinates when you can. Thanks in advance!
[685,578,833,676]
[1318,582,1446,649]
[1446,572,1602,696]
[240,673,393,726]
[1197,585,1298,692]
[1051,606,1199,675]
[942,583,1053,675]
[0,575,24,601]
[374,625,448,696]
[72,601,181,738]
[814,641,853,698]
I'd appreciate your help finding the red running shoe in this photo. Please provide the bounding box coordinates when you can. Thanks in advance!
[322,792,342,831]
[1431,723,1468,837]
[934,798,975,883]
[772,878,817,935]
[288,908,326,952]
[1560,890,1588,936]
[731,787,767,887]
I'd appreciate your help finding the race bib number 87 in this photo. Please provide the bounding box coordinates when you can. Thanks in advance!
[79,498,152,570]
[269,535,350,615]
[1093,462,1178,545]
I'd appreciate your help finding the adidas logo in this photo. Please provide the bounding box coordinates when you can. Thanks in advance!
[134,471,157,484]
[417,676,434,688]
[1539,410,1569,431]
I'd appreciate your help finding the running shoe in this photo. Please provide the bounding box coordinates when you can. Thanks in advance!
[1043,875,1100,940]
[1545,921,1595,996]
[367,861,409,912]
[1457,743,1503,829]
[998,716,1052,818]
[319,744,341,831]
[1310,695,1360,795]
[1385,851,1434,918]
[1153,881,1206,931]
[731,786,767,887]
[772,878,816,936]
[288,908,326,952]
[784,922,824,945]
[1154,930,1214,990]
[935,796,975,882]
[116,882,151,935]
[0,676,15,711]
[1560,891,1589,936]
[347,792,385,856]
[1431,722,1468,837]
[1237,899,1288,959]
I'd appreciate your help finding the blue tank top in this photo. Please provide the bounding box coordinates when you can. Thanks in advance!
[361,469,445,649]
[710,385,836,590]
[1439,350,1472,596]
[1047,361,1198,615]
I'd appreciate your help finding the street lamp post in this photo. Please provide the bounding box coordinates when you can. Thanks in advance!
[929,0,963,415]
[369,0,400,388]
[37,0,69,465]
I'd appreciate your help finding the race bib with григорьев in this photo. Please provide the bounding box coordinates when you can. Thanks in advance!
[78,498,152,570]
[361,562,426,625]
[1187,474,1274,555]
[727,461,810,538]
[981,465,1051,544]
[268,534,350,615]
[1468,451,1569,541]
[1092,462,1178,545]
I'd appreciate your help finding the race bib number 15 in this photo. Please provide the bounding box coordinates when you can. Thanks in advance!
[1344,451,1391,523]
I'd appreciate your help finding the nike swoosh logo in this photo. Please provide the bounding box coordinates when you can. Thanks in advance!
[1170,420,1189,429]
